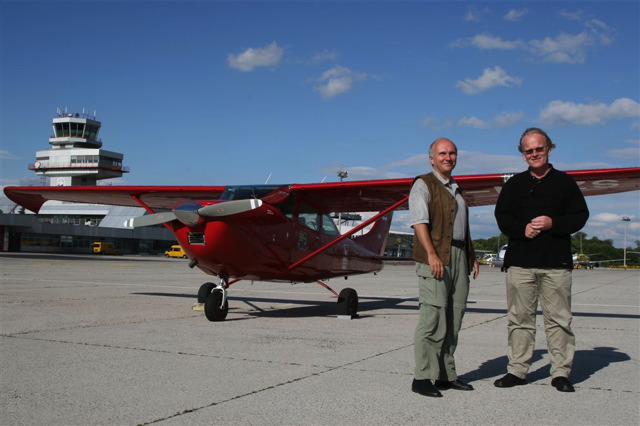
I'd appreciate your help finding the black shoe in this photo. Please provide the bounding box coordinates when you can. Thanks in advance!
[435,379,474,391]
[494,373,527,388]
[412,379,443,397]
[551,377,575,392]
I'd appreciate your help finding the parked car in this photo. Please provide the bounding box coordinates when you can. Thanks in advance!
[164,245,188,259]
[492,244,508,271]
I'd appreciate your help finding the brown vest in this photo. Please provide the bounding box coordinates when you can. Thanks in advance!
[411,173,475,271]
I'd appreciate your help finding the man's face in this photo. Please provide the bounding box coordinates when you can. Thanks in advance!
[429,139,457,176]
[521,132,550,170]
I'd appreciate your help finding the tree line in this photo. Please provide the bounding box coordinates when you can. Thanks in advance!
[473,232,640,266]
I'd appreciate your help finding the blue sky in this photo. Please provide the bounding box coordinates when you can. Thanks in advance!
[1,1,639,247]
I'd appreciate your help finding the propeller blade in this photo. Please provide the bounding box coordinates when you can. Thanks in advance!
[198,199,263,218]
[126,212,177,228]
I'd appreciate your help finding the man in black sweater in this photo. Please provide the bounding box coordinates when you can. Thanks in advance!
[494,128,589,393]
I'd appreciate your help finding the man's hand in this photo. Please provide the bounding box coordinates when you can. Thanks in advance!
[530,215,552,231]
[429,254,445,279]
[472,259,479,279]
[525,222,541,239]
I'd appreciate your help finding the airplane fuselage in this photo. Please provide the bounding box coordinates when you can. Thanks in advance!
[171,210,385,282]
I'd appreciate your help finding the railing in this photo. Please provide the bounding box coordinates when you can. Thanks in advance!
[28,162,130,173]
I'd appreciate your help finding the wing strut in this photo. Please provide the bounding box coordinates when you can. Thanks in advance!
[288,196,408,272]
[131,195,173,231]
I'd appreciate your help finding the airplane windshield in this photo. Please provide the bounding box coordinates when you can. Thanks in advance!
[220,185,283,201]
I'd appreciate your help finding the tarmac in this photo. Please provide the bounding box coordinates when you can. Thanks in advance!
[1,252,638,426]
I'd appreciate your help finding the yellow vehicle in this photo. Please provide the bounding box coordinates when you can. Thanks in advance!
[164,245,188,259]
[92,241,119,255]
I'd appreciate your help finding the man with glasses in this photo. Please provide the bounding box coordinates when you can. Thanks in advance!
[494,127,589,392]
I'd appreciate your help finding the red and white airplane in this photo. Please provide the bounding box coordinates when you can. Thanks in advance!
[4,167,639,321]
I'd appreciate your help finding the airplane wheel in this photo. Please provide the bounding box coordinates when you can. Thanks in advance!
[197,282,215,303]
[204,290,228,322]
[337,287,358,317]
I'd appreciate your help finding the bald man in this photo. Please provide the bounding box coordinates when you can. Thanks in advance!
[409,138,479,398]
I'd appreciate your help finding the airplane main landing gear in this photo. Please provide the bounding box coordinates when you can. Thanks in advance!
[336,287,358,319]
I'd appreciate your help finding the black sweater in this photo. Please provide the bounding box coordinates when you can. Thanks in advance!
[495,166,589,269]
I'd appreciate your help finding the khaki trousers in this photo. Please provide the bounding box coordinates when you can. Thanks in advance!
[414,247,469,381]
[506,266,575,379]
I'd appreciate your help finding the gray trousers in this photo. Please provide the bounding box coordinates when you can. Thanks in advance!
[505,267,575,379]
[413,247,470,381]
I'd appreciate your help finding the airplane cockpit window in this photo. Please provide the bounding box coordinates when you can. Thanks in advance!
[220,185,282,201]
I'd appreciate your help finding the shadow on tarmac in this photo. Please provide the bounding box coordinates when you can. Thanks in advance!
[463,347,631,385]
[131,292,640,320]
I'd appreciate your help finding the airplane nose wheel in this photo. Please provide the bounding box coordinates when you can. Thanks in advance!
[204,290,229,321]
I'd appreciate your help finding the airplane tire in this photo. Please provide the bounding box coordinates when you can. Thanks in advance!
[197,282,215,303]
[337,287,358,317]
[204,290,228,322]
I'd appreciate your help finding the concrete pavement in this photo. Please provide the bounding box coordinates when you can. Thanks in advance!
[1,253,638,425]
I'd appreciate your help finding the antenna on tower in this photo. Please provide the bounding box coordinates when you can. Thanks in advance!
[337,167,348,182]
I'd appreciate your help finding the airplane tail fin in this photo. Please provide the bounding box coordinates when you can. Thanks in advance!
[352,212,394,256]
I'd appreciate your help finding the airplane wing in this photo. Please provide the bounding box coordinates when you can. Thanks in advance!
[4,167,638,214]
[2,186,226,213]
[289,167,640,212]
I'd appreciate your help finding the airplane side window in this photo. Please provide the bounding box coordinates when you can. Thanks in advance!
[299,213,318,231]
[321,214,340,236]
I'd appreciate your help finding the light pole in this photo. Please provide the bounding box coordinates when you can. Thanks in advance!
[337,169,348,233]
[622,217,630,268]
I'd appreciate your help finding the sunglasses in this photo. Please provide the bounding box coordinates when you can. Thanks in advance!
[523,146,548,156]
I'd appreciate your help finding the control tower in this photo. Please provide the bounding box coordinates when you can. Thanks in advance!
[29,109,129,186]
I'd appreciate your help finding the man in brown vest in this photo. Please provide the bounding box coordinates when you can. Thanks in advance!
[410,137,479,398]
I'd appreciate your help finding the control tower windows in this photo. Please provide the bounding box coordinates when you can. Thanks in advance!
[54,122,99,140]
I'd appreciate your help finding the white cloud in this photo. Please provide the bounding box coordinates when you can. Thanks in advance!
[315,66,368,99]
[529,19,614,64]
[452,34,522,50]
[458,116,490,129]
[1,150,20,160]
[504,8,528,22]
[227,42,283,72]
[591,212,629,223]
[384,154,429,171]
[311,50,338,64]
[606,140,640,161]
[529,32,590,64]
[464,5,490,22]
[424,111,524,130]
[455,17,614,64]
[540,98,640,126]
[456,66,523,94]
[492,111,526,127]
[559,10,587,21]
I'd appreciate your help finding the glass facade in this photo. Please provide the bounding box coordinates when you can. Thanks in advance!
[54,121,100,140]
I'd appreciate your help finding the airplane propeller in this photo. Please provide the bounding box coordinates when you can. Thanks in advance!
[125,199,263,228]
